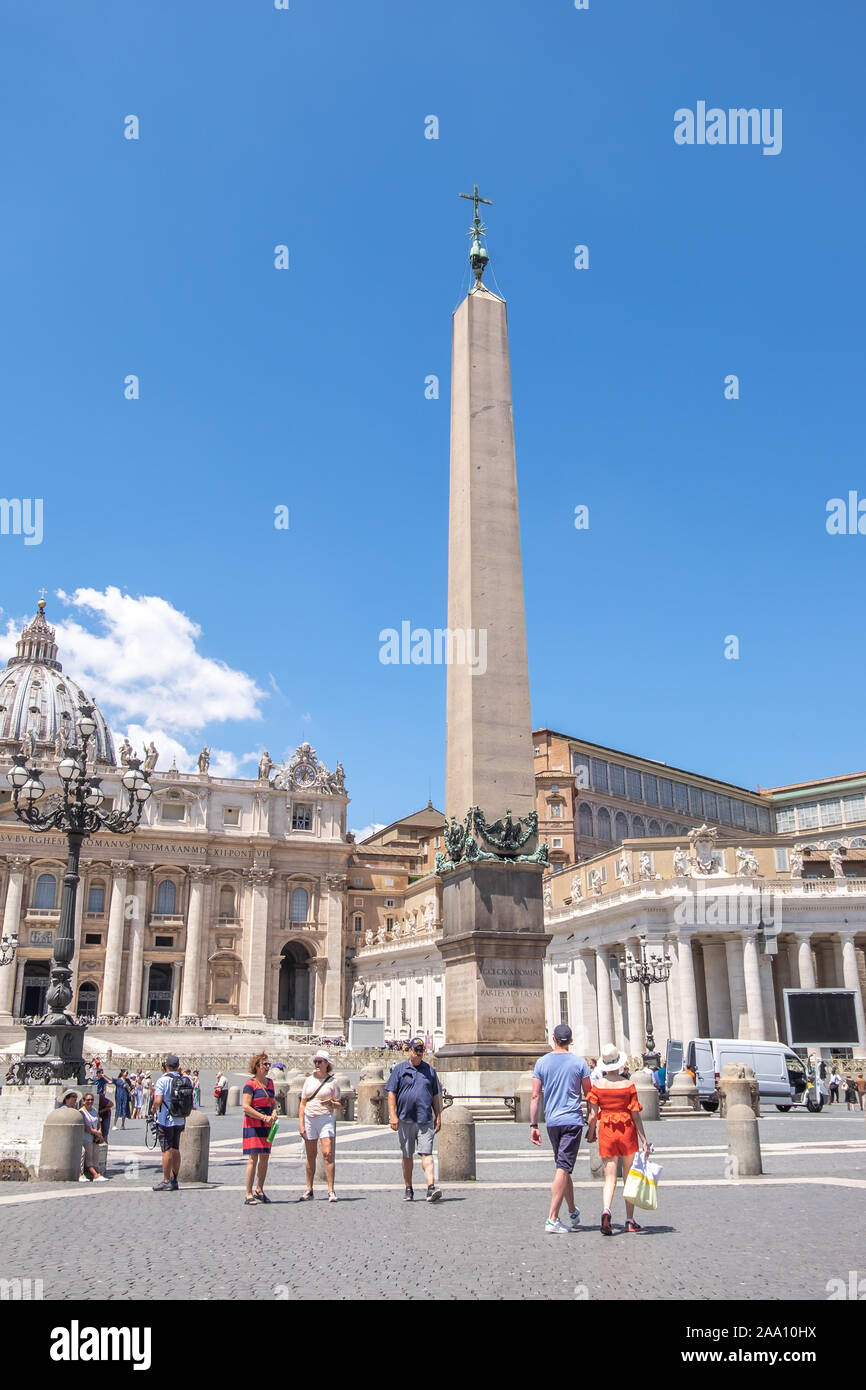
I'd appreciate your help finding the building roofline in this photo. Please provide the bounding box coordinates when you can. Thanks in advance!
[533,728,765,800]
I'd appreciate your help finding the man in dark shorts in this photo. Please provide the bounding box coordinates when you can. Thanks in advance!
[151,1054,186,1192]
[530,1024,591,1234]
[385,1036,443,1202]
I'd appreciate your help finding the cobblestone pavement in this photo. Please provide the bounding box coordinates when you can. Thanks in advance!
[1,1108,863,1301]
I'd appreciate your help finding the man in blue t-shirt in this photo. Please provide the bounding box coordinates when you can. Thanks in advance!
[531,1024,591,1234]
[385,1037,442,1202]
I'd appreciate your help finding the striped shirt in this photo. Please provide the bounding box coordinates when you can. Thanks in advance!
[242,1078,275,1153]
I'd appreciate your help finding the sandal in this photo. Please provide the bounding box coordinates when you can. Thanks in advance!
[298,1189,314,1202]
[244,1196,258,1206]
[254,1190,271,1204]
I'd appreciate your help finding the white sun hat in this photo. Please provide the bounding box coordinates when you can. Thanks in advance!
[598,1043,629,1072]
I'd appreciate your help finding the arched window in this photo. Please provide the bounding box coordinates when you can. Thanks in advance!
[87,880,105,914]
[34,873,56,909]
[632,816,646,838]
[615,811,629,842]
[290,887,309,923]
[597,807,612,841]
[664,823,677,836]
[648,820,661,836]
[156,879,177,915]
[218,885,235,918]
[578,803,594,838]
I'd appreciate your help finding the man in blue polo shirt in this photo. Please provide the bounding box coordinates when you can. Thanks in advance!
[530,1024,591,1234]
[385,1037,442,1202]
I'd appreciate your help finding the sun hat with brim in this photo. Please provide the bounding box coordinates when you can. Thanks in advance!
[60,1088,82,1104]
[313,1050,331,1064]
[598,1044,629,1072]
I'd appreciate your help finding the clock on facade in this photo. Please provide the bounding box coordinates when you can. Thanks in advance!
[292,762,317,788]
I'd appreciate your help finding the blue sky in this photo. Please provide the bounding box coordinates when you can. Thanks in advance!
[2,1,864,830]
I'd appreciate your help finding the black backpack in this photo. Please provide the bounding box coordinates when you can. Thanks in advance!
[168,1072,194,1118]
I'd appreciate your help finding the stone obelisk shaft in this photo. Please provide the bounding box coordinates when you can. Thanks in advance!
[445,286,535,824]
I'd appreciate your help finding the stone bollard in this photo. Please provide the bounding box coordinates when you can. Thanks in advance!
[633,1070,660,1122]
[333,1074,356,1122]
[666,1070,699,1113]
[357,1068,386,1125]
[273,1083,290,1116]
[514,1071,543,1125]
[721,1063,762,1176]
[437,1104,476,1181]
[287,1076,307,1119]
[39,1108,85,1182]
[227,1085,242,1109]
[179,1110,211,1183]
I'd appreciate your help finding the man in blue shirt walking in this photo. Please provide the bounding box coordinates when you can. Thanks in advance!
[385,1036,443,1202]
[530,1024,591,1234]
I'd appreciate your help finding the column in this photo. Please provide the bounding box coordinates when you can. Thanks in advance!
[179,865,210,1018]
[574,951,599,1056]
[101,863,129,1016]
[0,857,27,1024]
[241,867,273,1018]
[140,960,151,1018]
[319,873,347,1032]
[125,864,153,1016]
[675,934,701,1041]
[703,942,733,1036]
[725,934,749,1037]
[624,939,645,1056]
[171,961,182,1019]
[839,932,866,1049]
[595,948,615,1048]
[69,862,90,1009]
[741,933,766,1039]
[797,934,817,989]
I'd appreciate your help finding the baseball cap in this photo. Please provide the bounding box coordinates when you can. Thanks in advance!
[165,1053,180,1069]
[552,1023,573,1044]
[408,1036,426,1051]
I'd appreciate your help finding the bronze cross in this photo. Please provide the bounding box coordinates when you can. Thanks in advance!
[459,184,492,223]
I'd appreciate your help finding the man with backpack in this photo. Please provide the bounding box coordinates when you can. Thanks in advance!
[151,1054,193,1192]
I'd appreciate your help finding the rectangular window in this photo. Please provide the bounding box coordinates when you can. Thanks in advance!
[161,802,185,822]
[703,791,718,822]
[757,807,771,833]
[659,778,674,809]
[797,803,819,830]
[534,746,541,756]
[552,837,562,848]
[436,995,442,1028]
[599,865,607,884]
[571,753,590,789]
[843,792,866,822]
[417,997,423,1028]
[732,800,746,828]
[291,804,313,831]
[775,807,795,833]
[84,932,102,946]
[354,915,363,932]
[744,803,758,831]
[385,1000,391,1027]
[643,774,659,805]
[591,759,608,792]
[688,787,704,818]
[717,794,732,824]
[385,877,395,887]
[154,935,174,947]
[401,996,407,1026]
[774,848,789,872]
[626,769,642,801]
[609,764,626,798]
[558,990,569,1026]
[354,896,363,907]
[222,807,240,826]
[86,886,105,914]
[384,898,395,908]
[674,782,689,814]
[820,799,843,827]
[550,804,562,817]
[386,917,394,930]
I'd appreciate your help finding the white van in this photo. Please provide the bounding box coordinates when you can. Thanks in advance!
[665,1038,810,1112]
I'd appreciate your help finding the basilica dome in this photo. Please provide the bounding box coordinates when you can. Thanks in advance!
[0,600,116,765]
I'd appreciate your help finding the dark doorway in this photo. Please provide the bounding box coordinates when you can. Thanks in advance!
[77,981,98,1017]
[146,963,173,1018]
[278,943,311,1022]
[21,961,50,1017]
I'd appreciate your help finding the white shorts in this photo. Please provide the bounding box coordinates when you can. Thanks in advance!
[304,1113,336,1141]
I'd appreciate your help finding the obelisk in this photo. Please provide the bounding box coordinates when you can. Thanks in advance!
[437,188,550,1094]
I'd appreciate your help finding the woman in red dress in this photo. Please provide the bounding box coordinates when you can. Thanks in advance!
[242,1051,276,1206]
[588,1043,651,1235]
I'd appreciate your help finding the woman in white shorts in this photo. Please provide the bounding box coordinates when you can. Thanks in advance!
[298,1050,341,1203]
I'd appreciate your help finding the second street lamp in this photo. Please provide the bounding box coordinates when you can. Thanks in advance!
[620,932,672,1072]
[4,701,153,1086]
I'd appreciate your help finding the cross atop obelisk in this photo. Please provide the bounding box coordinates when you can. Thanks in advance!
[459,184,493,284]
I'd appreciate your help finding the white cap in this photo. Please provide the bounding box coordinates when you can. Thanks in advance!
[313,1049,331,1064]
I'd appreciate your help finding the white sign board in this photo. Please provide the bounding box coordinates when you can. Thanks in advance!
[348,1017,386,1050]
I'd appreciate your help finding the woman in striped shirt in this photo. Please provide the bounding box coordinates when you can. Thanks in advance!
[242,1052,276,1206]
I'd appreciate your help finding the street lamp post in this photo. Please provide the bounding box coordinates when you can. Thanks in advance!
[620,933,672,1071]
[4,701,152,1085]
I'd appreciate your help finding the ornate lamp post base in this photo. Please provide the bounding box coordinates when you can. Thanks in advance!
[12,1022,87,1086]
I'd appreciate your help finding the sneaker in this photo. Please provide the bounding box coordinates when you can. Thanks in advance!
[168,1178,178,1191]
[152,1179,175,1191]
[569,1208,581,1229]
[404,1186,414,1202]
[426,1185,442,1203]
[78,1174,90,1183]
[545,1218,570,1235]
[600,1211,613,1236]
[328,1192,338,1203]
[93,1175,108,1183]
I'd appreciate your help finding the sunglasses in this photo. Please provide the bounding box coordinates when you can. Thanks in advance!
[410,1046,425,1054]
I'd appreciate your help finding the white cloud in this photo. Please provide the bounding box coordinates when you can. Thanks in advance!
[50,587,267,733]
[118,726,250,779]
[351,823,386,843]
